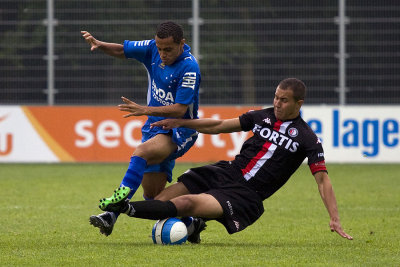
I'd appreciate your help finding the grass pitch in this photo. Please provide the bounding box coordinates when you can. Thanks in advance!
[0,163,399,266]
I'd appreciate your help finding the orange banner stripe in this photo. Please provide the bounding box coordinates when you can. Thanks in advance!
[22,106,76,162]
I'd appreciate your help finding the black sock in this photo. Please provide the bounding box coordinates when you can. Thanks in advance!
[125,200,178,220]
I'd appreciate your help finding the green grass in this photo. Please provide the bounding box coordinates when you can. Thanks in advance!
[0,163,399,266]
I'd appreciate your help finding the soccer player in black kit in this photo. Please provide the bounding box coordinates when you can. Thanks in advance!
[100,78,353,242]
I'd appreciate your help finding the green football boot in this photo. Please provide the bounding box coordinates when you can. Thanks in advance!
[99,186,131,212]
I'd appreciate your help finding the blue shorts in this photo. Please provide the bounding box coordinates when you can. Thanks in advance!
[142,127,198,182]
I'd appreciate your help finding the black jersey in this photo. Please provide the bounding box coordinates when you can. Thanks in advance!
[233,107,326,200]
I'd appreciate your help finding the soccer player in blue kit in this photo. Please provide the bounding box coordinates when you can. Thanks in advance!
[99,78,353,242]
[81,21,204,241]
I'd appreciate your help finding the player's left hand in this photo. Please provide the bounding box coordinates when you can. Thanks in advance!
[330,219,353,240]
[118,96,148,117]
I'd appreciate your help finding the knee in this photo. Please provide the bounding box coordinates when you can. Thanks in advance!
[132,143,150,160]
[172,196,196,214]
[132,143,163,165]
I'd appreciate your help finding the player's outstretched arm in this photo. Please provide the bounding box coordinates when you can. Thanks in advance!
[314,171,353,240]
[118,96,188,118]
[151,117,242,134]
[81,31,125,59]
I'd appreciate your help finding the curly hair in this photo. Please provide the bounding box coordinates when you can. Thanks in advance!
[156,21,184,44]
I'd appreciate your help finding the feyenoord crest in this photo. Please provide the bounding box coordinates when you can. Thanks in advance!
[288,127,298,137]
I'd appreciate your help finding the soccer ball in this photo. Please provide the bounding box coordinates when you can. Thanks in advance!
[152,218,188,245]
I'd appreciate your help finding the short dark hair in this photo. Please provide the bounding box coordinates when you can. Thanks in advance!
[156,21,184,44]
[278,78,306,101]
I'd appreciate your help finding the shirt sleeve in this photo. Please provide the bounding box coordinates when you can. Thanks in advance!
[306,136,328,174]
[239,111,256,131]
[123,39,153,63]
[175,64,201,105]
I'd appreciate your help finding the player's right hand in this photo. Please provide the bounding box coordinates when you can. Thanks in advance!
[81,31,99,51]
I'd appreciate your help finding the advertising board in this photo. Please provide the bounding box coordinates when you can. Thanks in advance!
[0,106,398,163]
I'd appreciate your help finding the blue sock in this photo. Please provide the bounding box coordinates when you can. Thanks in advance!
[120,156,147,199]
[113,156,147,219]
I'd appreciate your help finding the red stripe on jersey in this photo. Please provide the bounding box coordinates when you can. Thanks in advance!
[241,120,284,179]
[241,141,273,177]
[309,160,327,174]
[272,120,283,131]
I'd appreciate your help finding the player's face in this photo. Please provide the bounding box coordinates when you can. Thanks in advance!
[155,36,185,65]
[273,87,303,121]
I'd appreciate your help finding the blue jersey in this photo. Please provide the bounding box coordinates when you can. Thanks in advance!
[123,39,201,134]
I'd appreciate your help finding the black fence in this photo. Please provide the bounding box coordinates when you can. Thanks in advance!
[1,0,399,105]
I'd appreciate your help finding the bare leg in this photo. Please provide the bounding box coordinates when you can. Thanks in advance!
[171,193,224,219]
[121,134,177,199]
[134,134,177,165]
[155,182,191,201]
[141,172,168,199]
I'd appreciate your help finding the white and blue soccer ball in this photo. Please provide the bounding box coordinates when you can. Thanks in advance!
[152,218,188,245]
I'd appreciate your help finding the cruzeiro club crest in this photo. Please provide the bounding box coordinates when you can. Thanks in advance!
[288,127,298,137]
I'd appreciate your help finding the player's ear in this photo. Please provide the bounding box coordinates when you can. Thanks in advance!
[296,99,304,109]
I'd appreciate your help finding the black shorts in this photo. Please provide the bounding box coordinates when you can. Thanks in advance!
[177,161,264,234]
